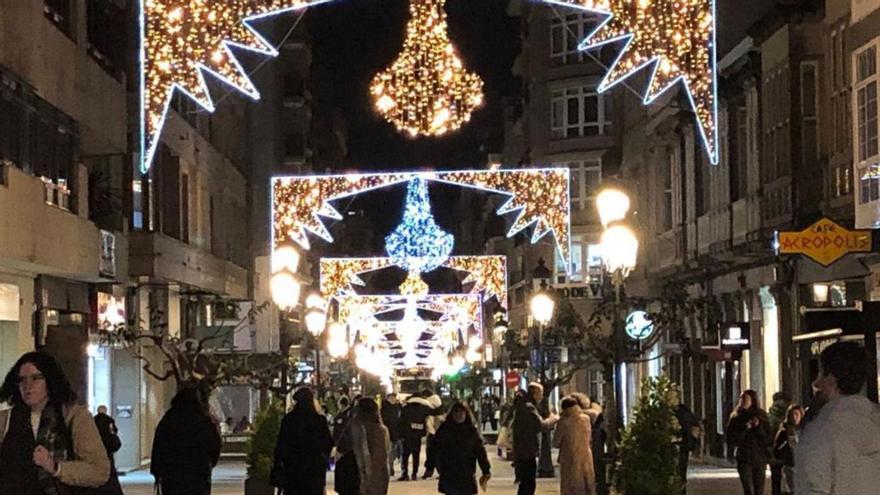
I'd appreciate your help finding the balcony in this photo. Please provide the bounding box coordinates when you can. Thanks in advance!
[0,164,104,280]
[696,206,732,257]
[732,195,762,245]
[129,232,248,300]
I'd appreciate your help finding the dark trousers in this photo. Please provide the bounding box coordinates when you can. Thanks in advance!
[402,437,422,475]
[770,464,782,495]
[678,446,690,493]
[424,434,435,473]
[736,462,767,495]
[514,458,537,495]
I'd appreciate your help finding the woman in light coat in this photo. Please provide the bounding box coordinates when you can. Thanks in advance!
[0,352,112,495]
[350,397,390,495]
[553,396,595,495]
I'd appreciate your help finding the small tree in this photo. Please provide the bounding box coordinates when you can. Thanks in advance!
[246,399,286,480]
[614,376,682,495]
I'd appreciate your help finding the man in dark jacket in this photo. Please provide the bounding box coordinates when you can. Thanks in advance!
[398,390,434,481]
[672,392,701,494]
[151,387,222,495]
[381,393,402,477]
[512,383,557,495]
[272,387,334,495]
[94,405,122,471]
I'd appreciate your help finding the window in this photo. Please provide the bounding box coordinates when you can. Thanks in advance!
[587,370,605,404]
[181,173,190,244]
[550,13,605,65]
[551,86,610,138]
[554,235,603,284]
[44,0,73,39]
[662,149,675,231]
[856,46,879,163]
[860,168,880,204]
[87,0,127,77]
[800,62,819,162]
[563,159,601,210]
[729,105,748,202]
[835,166,851,198]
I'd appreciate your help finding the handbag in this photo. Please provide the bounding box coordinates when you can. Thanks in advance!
[54,409,125,495]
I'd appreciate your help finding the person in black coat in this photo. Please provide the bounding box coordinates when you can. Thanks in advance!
[397,391,434,481]
[433,402,491,495]
[271,387,334,495]
[381,393,402,477]
[726,390,773,495]
[151,386,222,495]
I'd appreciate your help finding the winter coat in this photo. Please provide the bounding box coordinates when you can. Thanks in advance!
[726,407,773,466]
[0,404,112,494]
[399,397,433,440]
[553,405,595,495]
[380,400,402,443]
[433,420,490,494]
[151,398,221,495]
[794,394,880,495]
[424,395,444,435]
[272,406,334,495]
[675,404,700,452]
[512,401,553,460]
[773,424,798,468]
[350,416,390,495]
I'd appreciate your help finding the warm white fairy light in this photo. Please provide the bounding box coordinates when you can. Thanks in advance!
[370,0,484,137]
[549,0,718,163]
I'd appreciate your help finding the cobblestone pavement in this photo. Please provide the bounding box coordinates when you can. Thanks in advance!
[120,456,745,495]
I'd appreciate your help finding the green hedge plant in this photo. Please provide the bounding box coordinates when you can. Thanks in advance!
[246,400,286,480]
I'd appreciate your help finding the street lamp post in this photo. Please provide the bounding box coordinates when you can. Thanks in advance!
[596,189,639,455]
[271,246,304,402]
[530,259,556,478]
[305,294,329,396]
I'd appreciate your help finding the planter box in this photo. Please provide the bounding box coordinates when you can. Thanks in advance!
[245,477,276,495]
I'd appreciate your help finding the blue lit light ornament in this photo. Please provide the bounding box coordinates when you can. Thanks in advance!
[385,178,454,273]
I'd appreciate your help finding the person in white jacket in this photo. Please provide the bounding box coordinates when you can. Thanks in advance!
[794,342,880,495]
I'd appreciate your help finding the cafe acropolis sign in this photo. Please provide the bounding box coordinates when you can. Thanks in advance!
[777,218,872,266]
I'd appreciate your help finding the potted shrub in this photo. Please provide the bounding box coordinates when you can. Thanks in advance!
[245,400,285,495]
[613,376,683,495]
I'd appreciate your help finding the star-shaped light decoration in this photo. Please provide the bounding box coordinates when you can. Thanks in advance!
[273,169,571,270]
[547,0,718,163]
[141,0,330,172]
[320,256,508,308]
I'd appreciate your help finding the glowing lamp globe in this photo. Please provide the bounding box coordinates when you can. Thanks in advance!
[600,225,639,275]
[270,272,300,310]
[530,292,555,326]
[272,246,300,274]
[306,294,327,311]
[596,189,631,228]
[305,309,327,336]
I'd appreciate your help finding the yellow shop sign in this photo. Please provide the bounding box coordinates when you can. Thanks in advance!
[777,218,872,266]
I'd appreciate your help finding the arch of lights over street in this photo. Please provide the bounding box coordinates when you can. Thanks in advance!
[272,170,570,375]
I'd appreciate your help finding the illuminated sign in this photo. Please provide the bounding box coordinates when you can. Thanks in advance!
[625,310,654,340]
[777,218,872,266]
[720,322,750,350]
[97,293,126,330]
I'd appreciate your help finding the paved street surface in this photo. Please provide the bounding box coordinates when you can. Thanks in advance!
[119,455,744,495]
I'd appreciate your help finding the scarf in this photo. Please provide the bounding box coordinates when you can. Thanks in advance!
[35,405,71,495]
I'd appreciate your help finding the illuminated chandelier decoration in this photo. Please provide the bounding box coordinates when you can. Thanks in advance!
[370,0,484,137]
[550,0,719,163]
[385,178,455,274]
[273,169,572,268]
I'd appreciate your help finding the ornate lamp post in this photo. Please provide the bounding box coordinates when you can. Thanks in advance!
[270,246,304,401]
[305,294,329,395]
[596,188,639,450]
[530,259,556,478]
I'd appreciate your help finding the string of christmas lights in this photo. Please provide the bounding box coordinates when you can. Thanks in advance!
[320,256,508,308]
[370,0,484,137]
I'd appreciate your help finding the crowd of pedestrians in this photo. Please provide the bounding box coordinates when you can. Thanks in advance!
[0,342,878,495]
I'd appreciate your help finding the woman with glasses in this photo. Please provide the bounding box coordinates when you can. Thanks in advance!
[0,351,111,494]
